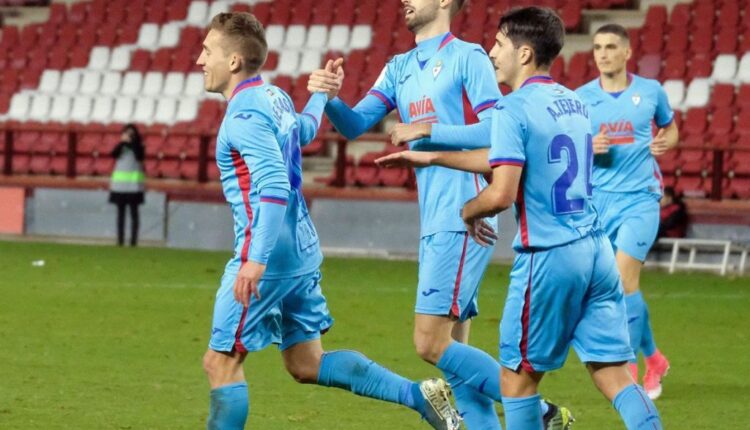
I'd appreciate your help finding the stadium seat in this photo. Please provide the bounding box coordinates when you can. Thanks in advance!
[132,98,156,125]
[142,72,165,97]
[298,51,322,74]
[69,96,93,123]
[306,25,329,49]
[111,97,135,123]
[715,28,738,54]
[736,53,750,83]
[108,46,132,71]
[709,108,734,146]
[662,80,685,109]
[662,52,686,80]
[186,1,209,26]
[90,96,114,124]
[350,25,372,50]
[58,70,82,95]
[136,23,160,50]
[711,55,738,83]
[175,98,199,123]
[735,109,750,138]
[162,72,186,97]
[277,50,299,75]
[709,84,735,111]
[682,108,708,137]
[28,94,51,121]
[38,70,61,94]
[682,78,710,109]
[285,25,306,49]
[79,71,102,95]
[100,72,122,96]
[48,95,72,122]
[208,1,231,19]
[265,25,285,50]
[154,98,177,124]
[183,72,204,97]
[158,23,182,49]
[327,25,350,51]
[737,85,750,111]
[121,72,143,96]
[87,46,110,70]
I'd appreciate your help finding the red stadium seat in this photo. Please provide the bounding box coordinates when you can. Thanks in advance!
[708,108,734,146]
[12,154,30,175]
[151,48,173,72]
[665,27,688,54]
[50,156,68,175]
[249,3,271,24]
[687,54,713,79]
[734,109,750,138]
[736,85,750,111]
[669,3,691,29]
[690,29,714,55]
[159,159,181,179]
[130,50,151,72]
[682,108,709,137]
[662,53,686,80]
[643,5,668,30]
[29,155,51,175]
[715,28,738,54]
[726,178,750,199]
[639,28,664,55]
[709,84,735,111]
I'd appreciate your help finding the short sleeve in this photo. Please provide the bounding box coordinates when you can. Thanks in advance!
[654,84,674,128]
[462,47,502,117]
[488,99,527,168]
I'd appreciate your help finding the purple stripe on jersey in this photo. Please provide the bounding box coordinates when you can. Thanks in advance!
[489,158,524,167]
[439,33,456,51]
[301,112,319,129]
[520,75,555,88]
[260,196,288,205]
[230,75,264,100]
[473,99,497,115]
[368,90,396,111]
[655,116,674,129]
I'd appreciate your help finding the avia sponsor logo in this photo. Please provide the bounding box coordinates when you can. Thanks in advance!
[409,96,438,124]
[600,121,635,145]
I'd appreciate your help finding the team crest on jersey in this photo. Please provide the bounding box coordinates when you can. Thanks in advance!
[632,93,641,106]
[432,60,443,79]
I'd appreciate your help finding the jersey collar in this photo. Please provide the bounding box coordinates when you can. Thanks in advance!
[416,32,455,69]
[230,75,264,101]
[598,73,633,98]
[520,75,555,88]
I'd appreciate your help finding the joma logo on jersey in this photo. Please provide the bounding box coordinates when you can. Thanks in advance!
[409,97,436,118]
[600,121,635,144]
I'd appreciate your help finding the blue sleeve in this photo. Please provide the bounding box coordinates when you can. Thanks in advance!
[488,99,527,168]
[228,109,290,265]
[430,119,492,149]
[654,84,674,128]
[325,60,398,139]
[296,92,328,146]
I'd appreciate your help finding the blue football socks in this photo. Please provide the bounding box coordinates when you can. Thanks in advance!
[437,341,502,402]
[207,382,249,430]
[317,350,424,414]
[640,301,657,357]
[625,292,646,361]
[613,384,663,430]
[501,394,543,430]
[444,370,502,429]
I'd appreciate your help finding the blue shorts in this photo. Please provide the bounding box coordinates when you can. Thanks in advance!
[500,232,634,372]
[416,231,494,321]
[209,270,333,353]
[593,190,660,262]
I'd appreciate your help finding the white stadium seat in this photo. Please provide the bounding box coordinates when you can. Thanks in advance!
[735,52,750,84]
[285,25,306,49]
[28,94,52,121]
[38,70,61,93]
[142,72,164,97]
[163,72,186,97]
[327,25,350,51]
[349,25,372,50]
[186,1,209,26]
[158,22,182,49]
[265,25,285,50]
[175,98,199,122]
[121,72,143,96]
[306,25,328,49]
[132,98,156,125]
[136,23,160,50]
[682,78,710,109]
[208,1,231,19]
[154,98,177,124]
[87,46,110,70]
[69,96,93,123]
[184,72,205,97]
[276,50,299,75]
[79,71,102,95]
[7,92,31,120]
[109,46,132,71]
[298,50,322,74]
[48,95,72,122]
[112,97,135,123]
[711,54,737,84]
[58,70,82,95]
[100,71,122,96]
[662,80,685,110]
[90,96,114,123]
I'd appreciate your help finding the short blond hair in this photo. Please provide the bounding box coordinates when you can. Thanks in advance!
[208,12,267,73]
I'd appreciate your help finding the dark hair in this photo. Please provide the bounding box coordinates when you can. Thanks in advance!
[594,23,629,41]
[208,12,267,73]
[122,123,142,147]
[498,7,564,68]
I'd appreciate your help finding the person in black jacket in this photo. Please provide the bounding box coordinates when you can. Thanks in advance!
[658,187,688,238]
[109,124,145,246]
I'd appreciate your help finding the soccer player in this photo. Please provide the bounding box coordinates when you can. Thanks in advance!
[308,1,570,428]
[576,24,678,399]
[197,12,460,430]
[375,7,664,429]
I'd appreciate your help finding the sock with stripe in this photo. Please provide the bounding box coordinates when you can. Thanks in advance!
[317,350,425,415]
[207,382,249,430]
[613,384,663,430]
[625,292,646,361]
[501,394,543,430]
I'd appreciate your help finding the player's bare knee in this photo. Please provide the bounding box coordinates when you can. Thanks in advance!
[285,360,318,384]
[413,334,445,364]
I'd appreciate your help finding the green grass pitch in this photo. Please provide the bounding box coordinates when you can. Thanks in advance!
[0,241,747,429]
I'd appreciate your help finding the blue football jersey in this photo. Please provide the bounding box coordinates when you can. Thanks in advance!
[576,74,674,195]
[216,77,324,279]
[488,76,597,251]
[366,32,501,236]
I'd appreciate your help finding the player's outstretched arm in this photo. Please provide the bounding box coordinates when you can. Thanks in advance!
[296,92,328,146]
[462,165,522,225]
[389,118,493,149]
[375,148,491,174]
[650,121,679,157]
